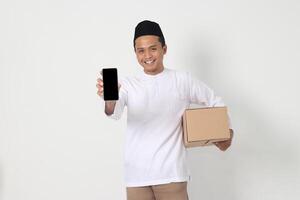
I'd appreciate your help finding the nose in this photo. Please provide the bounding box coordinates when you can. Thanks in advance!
[144,50,152,59]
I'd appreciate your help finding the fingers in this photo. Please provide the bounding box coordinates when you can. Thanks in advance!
[215,143,227,151]
[214,139,231,151]
[97,78,103,84]
[96,82,103,88]
[97,90,103,96]
[96,86,103,97]
[218,144,228,151]
[96,76,104,97]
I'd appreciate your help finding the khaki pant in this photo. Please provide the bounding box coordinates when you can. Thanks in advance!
[126,182,189,200]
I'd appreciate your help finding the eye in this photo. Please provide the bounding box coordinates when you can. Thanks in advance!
[151,47,157,51]
[138,49,144,54]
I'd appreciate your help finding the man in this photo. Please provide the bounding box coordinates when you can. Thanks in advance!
[97,20,233,200]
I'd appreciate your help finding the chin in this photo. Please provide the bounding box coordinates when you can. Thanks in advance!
[143,65,155,71]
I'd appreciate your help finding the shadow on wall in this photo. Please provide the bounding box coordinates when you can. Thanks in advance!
[185,37,299,200]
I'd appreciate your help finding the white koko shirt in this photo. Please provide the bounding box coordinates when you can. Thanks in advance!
[108,68,231,187]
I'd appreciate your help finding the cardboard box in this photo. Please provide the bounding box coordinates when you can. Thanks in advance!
[182,107,230,148]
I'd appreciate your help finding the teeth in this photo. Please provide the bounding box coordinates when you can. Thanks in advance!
[145,60,154,64]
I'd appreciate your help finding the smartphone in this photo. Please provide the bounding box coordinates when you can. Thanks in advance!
[102,68,119,101]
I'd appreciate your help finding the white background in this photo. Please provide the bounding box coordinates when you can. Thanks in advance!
[1,0,300,199]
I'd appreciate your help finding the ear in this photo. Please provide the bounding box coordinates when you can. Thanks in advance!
[163,45,167,54]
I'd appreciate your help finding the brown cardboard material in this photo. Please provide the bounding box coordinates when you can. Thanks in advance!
[182,107,230,148]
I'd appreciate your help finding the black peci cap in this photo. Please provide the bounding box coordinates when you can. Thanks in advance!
[133,20,165,47]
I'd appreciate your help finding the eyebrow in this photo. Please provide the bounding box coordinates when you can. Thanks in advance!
[136,44,158,50]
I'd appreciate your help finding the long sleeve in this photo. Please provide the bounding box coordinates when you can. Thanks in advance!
[185,72,233,129]
[108,78,128,120]
[187,73,225,107]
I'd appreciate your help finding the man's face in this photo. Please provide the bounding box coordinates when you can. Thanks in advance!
[134,35,167,75]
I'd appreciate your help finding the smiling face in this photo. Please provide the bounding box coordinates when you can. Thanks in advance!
[134,35,167,75]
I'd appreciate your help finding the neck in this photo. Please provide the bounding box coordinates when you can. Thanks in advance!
[144,66,164,75]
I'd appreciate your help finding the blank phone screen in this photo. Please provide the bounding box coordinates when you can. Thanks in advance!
[102,68,119,101]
